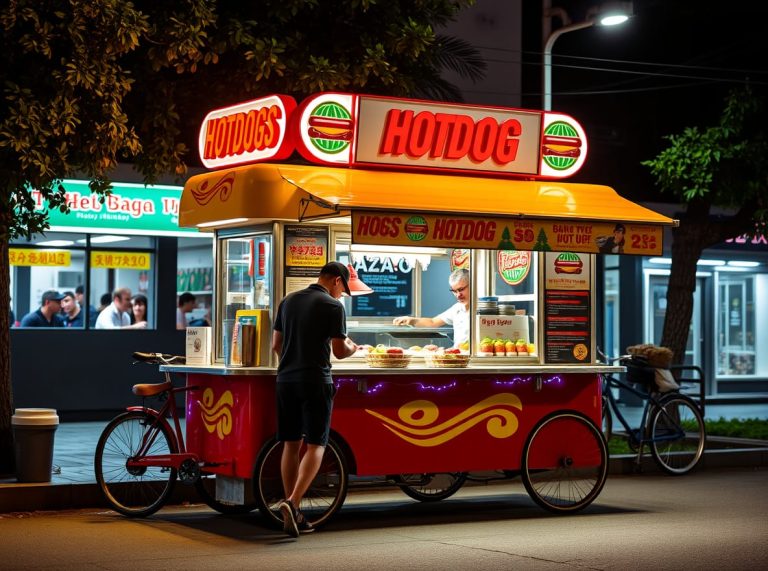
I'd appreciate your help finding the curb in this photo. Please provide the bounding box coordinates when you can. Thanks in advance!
[2,447,766,514]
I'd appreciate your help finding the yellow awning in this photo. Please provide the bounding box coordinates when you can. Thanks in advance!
[180,163,676,228]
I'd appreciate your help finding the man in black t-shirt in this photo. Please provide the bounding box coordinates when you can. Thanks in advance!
[272,261,358,538]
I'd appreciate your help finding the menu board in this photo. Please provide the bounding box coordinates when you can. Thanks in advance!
[351,256,413,317]
[543,252,592,363]
[284,225,328,295]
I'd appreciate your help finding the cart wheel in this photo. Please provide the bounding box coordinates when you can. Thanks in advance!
[195,472,258,514]
[394,473,467,502]
[253,437,348,529]
[521,411,608,514]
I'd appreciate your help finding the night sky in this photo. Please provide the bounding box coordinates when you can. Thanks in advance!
[520,0,768,202]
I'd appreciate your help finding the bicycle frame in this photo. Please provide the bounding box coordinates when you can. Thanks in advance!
[603,373,686,449]
[124,371,199,471]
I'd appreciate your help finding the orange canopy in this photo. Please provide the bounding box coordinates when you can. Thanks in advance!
[179,163,676,229]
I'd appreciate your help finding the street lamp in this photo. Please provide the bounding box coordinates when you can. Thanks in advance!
[542,1,633,111]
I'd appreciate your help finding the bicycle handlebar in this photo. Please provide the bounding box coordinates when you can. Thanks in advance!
[132,352,186,365]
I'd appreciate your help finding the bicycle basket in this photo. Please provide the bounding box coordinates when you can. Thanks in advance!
[621,355,655,386]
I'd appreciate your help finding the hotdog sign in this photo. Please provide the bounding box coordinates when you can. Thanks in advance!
[351,211,664,256]
[198,93,588,179]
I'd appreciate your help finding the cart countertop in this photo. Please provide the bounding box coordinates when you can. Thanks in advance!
[161,363,625,375]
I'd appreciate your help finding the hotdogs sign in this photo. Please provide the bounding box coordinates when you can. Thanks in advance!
[199,93,588,179]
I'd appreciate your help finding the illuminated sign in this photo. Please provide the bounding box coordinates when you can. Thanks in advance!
[497,251,531,285]
[198,94,296,169]
[198,93,589,179]
[90,251,151,270]
[352,210,663,256]
[10,249,71,267]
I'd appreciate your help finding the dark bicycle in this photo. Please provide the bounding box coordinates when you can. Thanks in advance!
[598,349,706,475]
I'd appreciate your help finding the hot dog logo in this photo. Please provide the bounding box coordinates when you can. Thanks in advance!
[307,101,353,154]
[364,393,522,447]
[541,121,581,171]
[554,252,584,274]
[199,388,233,440]
[404,215,428,241]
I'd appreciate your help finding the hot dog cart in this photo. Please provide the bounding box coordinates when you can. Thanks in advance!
[167,92,676,526]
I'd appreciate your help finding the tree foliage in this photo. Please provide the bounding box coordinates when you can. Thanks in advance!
[642,87,767,364]
[0,0,484,473]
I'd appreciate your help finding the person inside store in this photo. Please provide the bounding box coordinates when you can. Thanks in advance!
[19,290,65,328]
[75,285,99,327]
[271,261,358,538]
[95,287,147,329]
[131,294,148,327]
[176,292,196,330]
[393,268,470,347]
[60,291,84,328]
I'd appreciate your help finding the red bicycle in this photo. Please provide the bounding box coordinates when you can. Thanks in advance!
[93,352,257,517]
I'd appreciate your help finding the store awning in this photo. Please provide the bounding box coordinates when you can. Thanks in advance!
[180,163,676,228]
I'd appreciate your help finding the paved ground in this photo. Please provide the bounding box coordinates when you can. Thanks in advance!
[0,468,766,570]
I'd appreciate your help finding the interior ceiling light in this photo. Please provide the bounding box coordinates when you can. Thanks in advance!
[197,218,249,228]
[35,240,74,247]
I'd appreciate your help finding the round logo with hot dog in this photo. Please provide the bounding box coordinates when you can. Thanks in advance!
[554,252,583,274]
[308,101,353,154]
[542,121,581,170]
[405,216,428,241]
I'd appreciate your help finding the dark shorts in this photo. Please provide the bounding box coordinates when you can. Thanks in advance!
[276,382,336,446]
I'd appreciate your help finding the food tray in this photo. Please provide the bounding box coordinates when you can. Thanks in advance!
[423,354,471,368]
[365,354,412,368]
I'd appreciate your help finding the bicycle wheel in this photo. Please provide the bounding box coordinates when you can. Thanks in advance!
[601,395,613,442]
[253,437,348,529]
[394,472,467,502]
[195,472,258,515]
[649,394,705,475]
[521,411,608,514]
[94,411,178,517]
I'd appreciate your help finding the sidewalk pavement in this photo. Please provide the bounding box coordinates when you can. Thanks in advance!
[1,402,767,514]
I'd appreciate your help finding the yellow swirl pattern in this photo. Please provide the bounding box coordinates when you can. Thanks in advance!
[199,388,234,440]
[365,393,522,447]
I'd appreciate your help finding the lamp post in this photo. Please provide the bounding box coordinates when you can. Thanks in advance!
[542,1,633,111]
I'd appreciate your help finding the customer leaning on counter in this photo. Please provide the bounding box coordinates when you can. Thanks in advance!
[393,268,469,347]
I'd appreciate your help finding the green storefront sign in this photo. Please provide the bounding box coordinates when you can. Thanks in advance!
[33,179,197,235]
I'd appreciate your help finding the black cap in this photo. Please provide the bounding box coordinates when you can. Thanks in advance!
[320,261,351,296]
[41,290,65,303]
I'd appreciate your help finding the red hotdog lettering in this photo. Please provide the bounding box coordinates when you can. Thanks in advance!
[433,218,497,242]
[355,215,402,238]
[379,109,521,165]
[203,105,283,160]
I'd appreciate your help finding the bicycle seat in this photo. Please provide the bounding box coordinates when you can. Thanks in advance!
[132,381,173,397]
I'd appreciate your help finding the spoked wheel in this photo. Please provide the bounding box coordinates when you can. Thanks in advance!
[521,411,608,514]
[648,394,706,475]
[94,411,178,517]
[394,472,468,502]
[253,437,348,529]
[195,472,258,514]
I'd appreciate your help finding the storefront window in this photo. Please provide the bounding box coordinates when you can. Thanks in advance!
[216,232,273,361]
[717,273,758,376]
[10,232,159,329]
[10,232,86,328]
[177,237,214,328]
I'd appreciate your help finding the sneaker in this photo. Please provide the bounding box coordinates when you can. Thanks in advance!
[278,500,299,538]
[295,510,315,534]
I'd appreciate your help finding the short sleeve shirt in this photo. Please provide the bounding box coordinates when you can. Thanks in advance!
[436,302,469,346]
[274,284,347,384]
[19,309,63,328]
[94,303,130,329]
